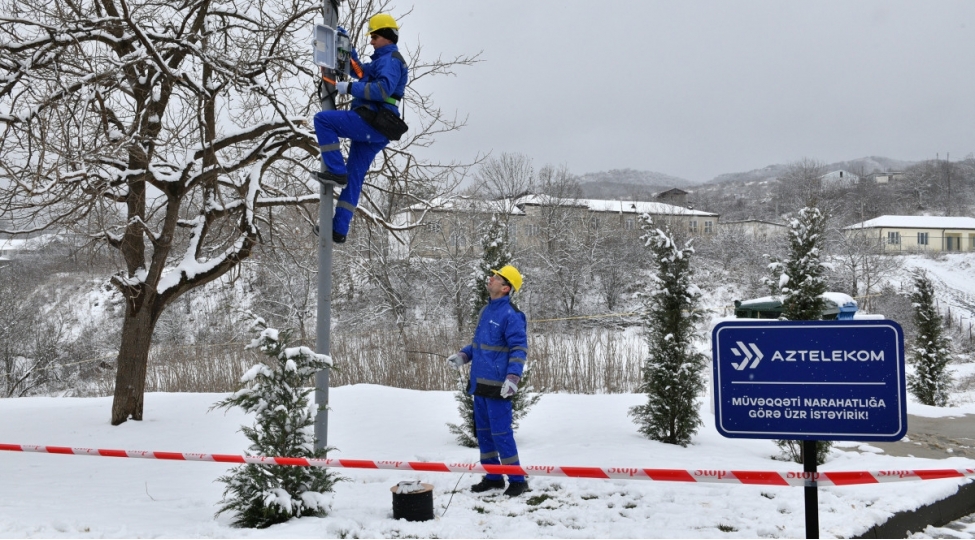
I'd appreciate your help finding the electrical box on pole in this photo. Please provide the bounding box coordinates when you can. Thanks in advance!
[312,24,352,75]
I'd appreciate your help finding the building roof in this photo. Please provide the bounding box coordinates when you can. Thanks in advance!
[408,197,526,215]
[409,195,719,218]
[721,219,787,227]
[517,195,718,217]
[843,215,975,230]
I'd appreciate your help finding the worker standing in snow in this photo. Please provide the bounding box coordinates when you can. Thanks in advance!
[313,13,409,244]
[446,265,530,497]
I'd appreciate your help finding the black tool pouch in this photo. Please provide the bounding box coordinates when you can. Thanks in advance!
[472,381,508,400]
[354,106,408,141]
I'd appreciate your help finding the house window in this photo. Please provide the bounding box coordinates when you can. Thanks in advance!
[588,217,599,230]
[428,220,442,233]
[508,224,517,240]
[449,233,466,248]
[704,221,714,234]
[887,231,900,245]
[689,220,698,233]
[624,218,635,231]
[918,232,928,246]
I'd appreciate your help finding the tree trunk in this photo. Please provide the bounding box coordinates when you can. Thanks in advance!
[111,305,157,425]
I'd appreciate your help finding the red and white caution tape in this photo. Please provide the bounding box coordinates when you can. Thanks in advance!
[2,443,973,487]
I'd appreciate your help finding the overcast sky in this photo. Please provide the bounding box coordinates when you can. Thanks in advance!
[396,1,975,183]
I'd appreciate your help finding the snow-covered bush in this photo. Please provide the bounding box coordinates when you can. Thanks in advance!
[212,319,338,528]
[629,214,706,447]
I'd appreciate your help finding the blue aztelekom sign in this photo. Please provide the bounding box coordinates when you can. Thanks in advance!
[712,320,906,441]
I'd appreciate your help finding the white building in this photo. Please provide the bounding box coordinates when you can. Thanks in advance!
[843,215,975,252]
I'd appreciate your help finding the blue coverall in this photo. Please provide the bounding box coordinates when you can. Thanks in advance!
[461,296,529,484]
[313,43,409,237]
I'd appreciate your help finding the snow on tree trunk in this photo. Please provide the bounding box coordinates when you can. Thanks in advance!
[907,270,953,407]
[628,214,706,447]
[212,319,338,528]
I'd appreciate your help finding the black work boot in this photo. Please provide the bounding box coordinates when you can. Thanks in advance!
[316,170,348,186]
[503,481,529,497]
[332,231,347,244]
[470,477,505,493]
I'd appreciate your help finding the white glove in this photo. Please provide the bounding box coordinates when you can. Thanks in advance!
[446,352,468,369]
[336,81,351,95]
[500,375,520,399]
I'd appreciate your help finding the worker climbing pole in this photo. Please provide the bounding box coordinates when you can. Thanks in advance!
[310,2,410,450]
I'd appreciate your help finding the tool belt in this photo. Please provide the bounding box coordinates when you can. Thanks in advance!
[472,378,511,400]
[354,105,408,141]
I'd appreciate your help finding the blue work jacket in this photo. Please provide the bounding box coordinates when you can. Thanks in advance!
[349,44,408,115]
[461,296,528,397]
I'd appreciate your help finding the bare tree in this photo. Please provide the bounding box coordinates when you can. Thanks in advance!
[473,153,536,215]
[0,0,477,424]
[773,158,828,216]
[526,165,594,319]
[592,233,643,312]
[834,229,900,312]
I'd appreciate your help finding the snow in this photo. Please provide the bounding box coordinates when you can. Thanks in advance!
[821,292,856,307]
[2,386,975,538]
[844,216,975,230]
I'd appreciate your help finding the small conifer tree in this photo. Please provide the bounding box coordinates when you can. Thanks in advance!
[447,372,479,448]
[212,319,339,528]
[629,215,706,447]
[780,207,828,321]
[471,214,512,320]
[773,207,832,464]
[907,270,953,406]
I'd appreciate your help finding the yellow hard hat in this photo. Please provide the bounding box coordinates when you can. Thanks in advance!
[367,13,399,33]
[491,265,523,293]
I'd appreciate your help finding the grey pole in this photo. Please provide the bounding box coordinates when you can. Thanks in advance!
[314,0,342,451]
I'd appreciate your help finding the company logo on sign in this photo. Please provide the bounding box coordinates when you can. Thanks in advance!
[730,341,764,370]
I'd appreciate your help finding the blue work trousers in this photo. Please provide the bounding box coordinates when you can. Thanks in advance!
[473,395,525,483]
[313,110,388,236]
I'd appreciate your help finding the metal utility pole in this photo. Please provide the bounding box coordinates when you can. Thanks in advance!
[314,0,342,451]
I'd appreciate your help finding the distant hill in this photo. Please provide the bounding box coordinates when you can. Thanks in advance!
[576,168,695,200]
[689,155,923,222]
[574,157,918,205]
[707,156,915,186]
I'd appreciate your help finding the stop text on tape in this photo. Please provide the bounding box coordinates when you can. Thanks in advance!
[2,443,973,488]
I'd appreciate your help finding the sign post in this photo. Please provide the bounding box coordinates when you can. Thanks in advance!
[712,320,906,538]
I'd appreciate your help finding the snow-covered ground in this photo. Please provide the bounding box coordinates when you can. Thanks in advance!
[2,254,975,538]
[2,385,975,539]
